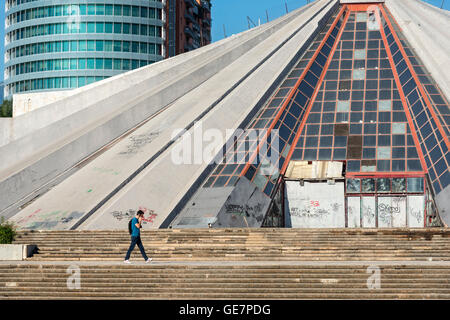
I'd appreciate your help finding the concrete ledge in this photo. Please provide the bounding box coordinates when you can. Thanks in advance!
[0,244,36,260]
[12,91,76,117]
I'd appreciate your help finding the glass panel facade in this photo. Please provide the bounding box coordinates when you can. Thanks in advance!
[292,11,422,175]
[4,1,165,96]
[381,7,450,195]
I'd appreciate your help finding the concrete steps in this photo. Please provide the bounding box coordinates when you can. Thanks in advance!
[1,264,449,299]
[5,228,450,299]
[13,228,450,261]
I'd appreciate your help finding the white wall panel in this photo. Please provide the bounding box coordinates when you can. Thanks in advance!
[407,195,425,227]
[347,197,361,228]
[361,197,376,228]
[285,181,345,228]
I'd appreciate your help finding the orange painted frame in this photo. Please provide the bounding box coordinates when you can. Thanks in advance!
[379,5,450,151]
[375,3,427,176]
[279,7,351,175]
[346,4,379,11]
[239,5,348,177]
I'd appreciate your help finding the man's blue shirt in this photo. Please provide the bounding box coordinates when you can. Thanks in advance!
[131,217,140,237]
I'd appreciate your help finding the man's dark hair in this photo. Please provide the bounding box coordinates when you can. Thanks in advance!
[137,210,145,216]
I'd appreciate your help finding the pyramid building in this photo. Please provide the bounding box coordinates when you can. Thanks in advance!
[1,0,449,230]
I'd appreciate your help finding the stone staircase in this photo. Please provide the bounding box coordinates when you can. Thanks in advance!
[12,228,450,261]
[1,263,449,299]
[1,228,449,299]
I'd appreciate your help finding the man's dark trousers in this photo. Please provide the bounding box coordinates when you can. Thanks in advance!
[125,236,149,261]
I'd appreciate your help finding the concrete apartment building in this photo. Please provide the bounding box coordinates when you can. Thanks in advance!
[166,0,212,57]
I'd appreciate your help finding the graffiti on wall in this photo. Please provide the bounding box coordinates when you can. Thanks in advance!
[110,206,158,224]
[119,131,161,157]
[362,203,376,226]
[378,197,406,226]
[289,206,330,220]
[20,210,84,229]
[225,203,263,218]
[285,181,346,228]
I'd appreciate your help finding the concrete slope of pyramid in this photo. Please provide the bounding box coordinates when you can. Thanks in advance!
[1,0,449,231]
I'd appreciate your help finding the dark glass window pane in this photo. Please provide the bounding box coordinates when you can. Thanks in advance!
[363,148,376,159]
[320,136,333,147]
[244,166,256,181]
[338,91,351,101]
[364,136,376,146]
[323,113,335,123]
[304,149,317,160]
[347,179,361,193]
[440,171,450,189]
[362,178,375,193]
[335,136,347,147]
[307,113,321,124]
[392,160,405,171]
[305,137,318,147]
[392,147,405,158]
[379,112,391,122]
[347,160,361,172]
[433,180,442,194]
[378,123,391,134]
[318,149,332,160]
[367,59,378,68]
[364,124,377,134]
[393,135,406,146]
[213,176,229,188]
[365,101,377,111]
[377,178,391,192]
[392,178,406,192]
[350,124,362,134]
[364,112,377,122]
[291,149,302,160]
[377,160,390,171]
[434,158,447,176]
[407,177,424,193]
[378,135,391,146]
[333,149,346,160]
[336,113,349,122]
[321,124,334,135]
[407,160,423,172]
[351,101,363,111]
[350,113,363,123]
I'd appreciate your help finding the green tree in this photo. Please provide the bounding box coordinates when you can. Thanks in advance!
[0,218,16,244]
[0,99,13,117]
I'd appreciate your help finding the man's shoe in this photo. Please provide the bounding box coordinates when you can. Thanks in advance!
[146,258,152,263]
[124,260,131,264]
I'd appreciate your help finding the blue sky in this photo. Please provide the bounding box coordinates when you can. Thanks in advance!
[211,0,312,41]
[0,0,448,82]
[211,0,450,42]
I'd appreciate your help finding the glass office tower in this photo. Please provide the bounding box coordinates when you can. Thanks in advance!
[3,1,165,97]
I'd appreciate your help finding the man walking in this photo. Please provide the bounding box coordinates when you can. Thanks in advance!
[124,210,152,264]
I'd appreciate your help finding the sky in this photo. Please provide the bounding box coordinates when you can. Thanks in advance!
[211,0,313,41]
[0,0,449,82]
[211,0,450,42]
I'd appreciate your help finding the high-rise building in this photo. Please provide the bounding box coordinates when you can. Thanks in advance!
[166,0,212,57]
[3,1,211,98]
[0,81,4,104]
